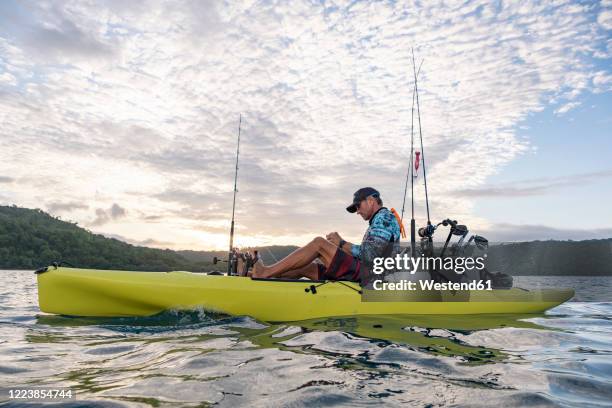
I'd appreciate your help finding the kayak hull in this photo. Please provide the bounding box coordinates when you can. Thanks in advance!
[37,267,574,322]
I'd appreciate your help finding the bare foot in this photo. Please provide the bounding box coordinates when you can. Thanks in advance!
[251,259,268,278]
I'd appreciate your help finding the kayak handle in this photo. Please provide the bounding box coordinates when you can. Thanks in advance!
[34,261,76,274]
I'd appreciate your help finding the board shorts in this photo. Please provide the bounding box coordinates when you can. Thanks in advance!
[317,248,361,282]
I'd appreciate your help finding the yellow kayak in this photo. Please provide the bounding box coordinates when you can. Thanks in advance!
[36,267,574,322]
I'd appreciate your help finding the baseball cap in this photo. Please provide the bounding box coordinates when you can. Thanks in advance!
[346,187,380,213]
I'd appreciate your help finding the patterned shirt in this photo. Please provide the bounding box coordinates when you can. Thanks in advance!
[351,207,401,268]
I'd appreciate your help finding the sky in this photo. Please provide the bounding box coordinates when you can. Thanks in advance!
[0,0,611,250]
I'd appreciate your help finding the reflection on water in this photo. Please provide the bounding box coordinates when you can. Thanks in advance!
[1,271,611,407]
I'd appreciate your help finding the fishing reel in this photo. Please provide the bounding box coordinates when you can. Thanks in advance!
[416,218,471,258]
[417,223,437,238]
[425,218,489,258]
[418,219,464,238]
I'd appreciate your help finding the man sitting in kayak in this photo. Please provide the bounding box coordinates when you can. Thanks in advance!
[251,187,401,285]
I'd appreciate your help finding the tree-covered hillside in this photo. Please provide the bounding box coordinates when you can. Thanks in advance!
[0,205,610,275]
[0,206,214,271]
[486,239,612,276]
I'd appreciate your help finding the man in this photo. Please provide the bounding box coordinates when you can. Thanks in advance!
[251,187,401,285]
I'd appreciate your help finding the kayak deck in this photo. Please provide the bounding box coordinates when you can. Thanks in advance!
[37,267,574,321]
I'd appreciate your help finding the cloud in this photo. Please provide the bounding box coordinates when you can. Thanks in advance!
[554,101,581,115]
[0,176,14,183]
[0,0,610,247]
[0,0,116,63]
[90,203,127,226]
[593,71,612,93]
[454,170,612,198]
[598,9,612,30]
[102,232,175,249]
[0,72,17,86]
[46,201,88,213]
[109,203,126,218]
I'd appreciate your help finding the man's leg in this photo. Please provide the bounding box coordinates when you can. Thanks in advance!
[252,237,337,278]
[237,256,246,276]
[277,263,320,280]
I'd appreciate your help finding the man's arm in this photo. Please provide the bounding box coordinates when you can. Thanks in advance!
[343,240,358,257]
[326,232,356,256]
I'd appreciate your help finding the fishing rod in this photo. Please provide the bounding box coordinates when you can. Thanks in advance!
[408,50,438,259]
[400,77,416,257]
[412,50,432,228]
[228,114,242,275]
[400,55,423,258]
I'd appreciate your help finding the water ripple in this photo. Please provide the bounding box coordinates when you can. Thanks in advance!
[0,270,610,407]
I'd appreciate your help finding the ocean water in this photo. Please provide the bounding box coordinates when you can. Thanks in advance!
[0,270,611,407]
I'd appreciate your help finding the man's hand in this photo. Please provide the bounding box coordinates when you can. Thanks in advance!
[326,232,342,246]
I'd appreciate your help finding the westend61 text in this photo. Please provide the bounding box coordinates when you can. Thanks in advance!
[372,255,485,275]
[372,279,493,291]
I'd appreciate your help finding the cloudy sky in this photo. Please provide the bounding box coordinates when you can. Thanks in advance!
[0,0,611,250]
